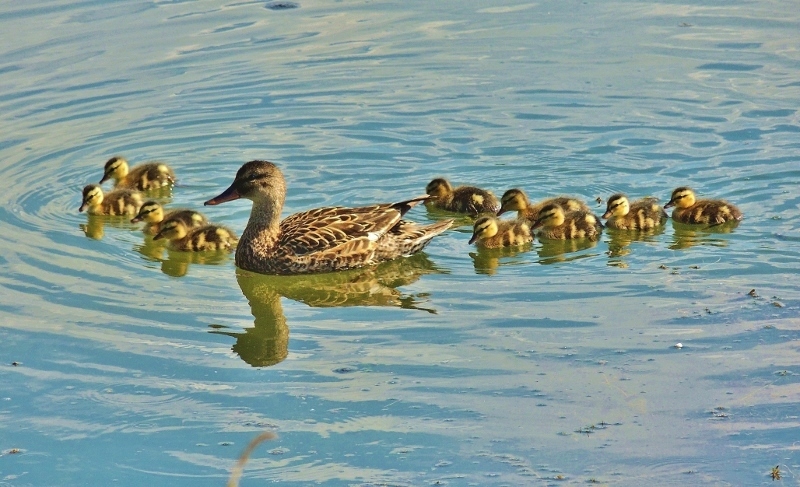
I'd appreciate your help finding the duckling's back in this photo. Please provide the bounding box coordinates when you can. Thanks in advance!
[101,189,143,216]
[673,199,742,224]
[481,220,533,249]
[537,210,602,241]
[123,163,175,191]
[608,198,667,230]
[524,196,589,223]
[174,225,238,252]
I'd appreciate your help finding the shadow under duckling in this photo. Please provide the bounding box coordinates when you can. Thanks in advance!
[664,187,743,225]
[469,215,533,248]
[79,184,143,216]
[602,193,667,230]
[131,200,208,235]
[425,178,500,216]
[153,218,238,251]
[99,155,175,191]
[497,188,589,224]
[531,203,602,241]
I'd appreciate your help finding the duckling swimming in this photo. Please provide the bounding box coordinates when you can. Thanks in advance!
[497,188,590,224]
[531,204,602,241]
[664,187,743,224]
[153,218,238,252]
[425,178,500,216]
[469,215,533,248]
[204,160,453,275]
[99,156,175,191]
[79,184,143,216]
[130,201,208,235]
[602,193,667,230]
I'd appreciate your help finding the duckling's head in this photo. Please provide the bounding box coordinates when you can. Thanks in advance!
[153,218,188,241]
[497,188,530,215]
[130,200,164,224]
[531,203,565,229]
[664,187,696,209]
[425,178,453,199]
[205,160,286,207]
[79,184,103,212]
[602,193,630,219]
[469,216,499,244]
[99,156,129,184]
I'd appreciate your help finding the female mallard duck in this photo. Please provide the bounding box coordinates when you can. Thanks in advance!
[530,203,602,240]
[99,156,175,190]
[424,178,500,216]
[79,184,143,216]
[497,188,590,223]
[204,160,454,275]
[153,218,238,251]
[469,215,533,248]
[130,201,208,235]
[602,193,667,230]
[664,187,743,224]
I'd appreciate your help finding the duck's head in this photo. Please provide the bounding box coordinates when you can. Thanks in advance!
[425,178,453,199]
[498,188,529,215]
[205,160,286,207]
[153,217,188,241]
[79,184,103,212]
[131,200,163,224]
[99,156,129,184]
[469,215,499,244]
[664,187,696,209]
[531,204,565,230]
[602,193,630,219]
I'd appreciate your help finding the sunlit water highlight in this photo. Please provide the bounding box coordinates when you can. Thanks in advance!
[1,0,799,485]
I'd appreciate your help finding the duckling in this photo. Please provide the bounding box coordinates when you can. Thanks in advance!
[99,155,175,190]
[602,193,668,230]
[497,188,590,223]
[79,184,143,216]
[204,160,453,275]
[664,187,743,224]
[425,178,500,216]
[530,204,602,241]
[130,200,208,235]
[153,218,238,252]
[469,215,533,248]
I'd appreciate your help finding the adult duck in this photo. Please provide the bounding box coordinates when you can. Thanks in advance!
[205,160,453,275]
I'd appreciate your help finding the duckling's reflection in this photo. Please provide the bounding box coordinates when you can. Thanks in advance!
[470,245,532,275]
[212,253,444,367]
[605,225,666,260]
[669,220,739,250]
[131,238,233,277]
[424,205,475,228]
[80,214,138,240]
[536,238,599,265]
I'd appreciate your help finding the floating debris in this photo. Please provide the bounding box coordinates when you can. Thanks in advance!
[595,196,603,204]
[227,431,277,487]
[748,289,758,298]
[265,1,299,9]
[11,361,19,366]
[772,301,784,308]
[679,22,693,27]
[674,343,683,349]
[771,465,781,480]
[659,264,668,270]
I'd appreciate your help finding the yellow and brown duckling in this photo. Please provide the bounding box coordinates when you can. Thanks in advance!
[130,200,208,235]
[425,178,500,216]
[602,193,667,230]
[664,187,743,224]
[153,217,238,252]
[99,155,175,191]
[204,160,453,275]
[469,215,533,249]
[497,188,590,223]
[79,184,143,216]
[530,203,603,241]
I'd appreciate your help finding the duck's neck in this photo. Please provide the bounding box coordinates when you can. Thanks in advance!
[237,198,282,263]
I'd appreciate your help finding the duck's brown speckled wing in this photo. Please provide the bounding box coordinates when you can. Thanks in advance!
[277,204,403,257]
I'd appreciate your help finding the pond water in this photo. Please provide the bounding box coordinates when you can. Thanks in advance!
[1,0,799,485]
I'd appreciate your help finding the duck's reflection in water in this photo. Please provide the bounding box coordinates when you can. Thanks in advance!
[669,220,740,250]
[605,225,666,267]
[536,238,599,265]
[212,253,445,367]
[469,244,533,275]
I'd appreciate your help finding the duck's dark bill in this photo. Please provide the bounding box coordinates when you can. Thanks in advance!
[468,234,478,245]
[205,185,240,206]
